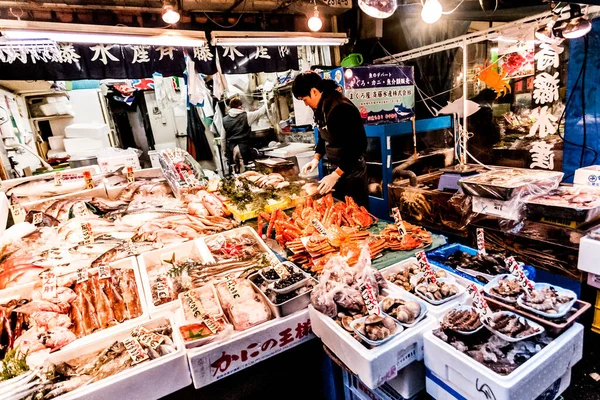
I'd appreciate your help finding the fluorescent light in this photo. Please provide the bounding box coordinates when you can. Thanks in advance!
[211,31,347,47]
[1,29,205,47]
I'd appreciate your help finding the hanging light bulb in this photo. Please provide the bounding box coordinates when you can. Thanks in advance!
[421,0,443,24]
[162,2,180,25]
[561,16,591,39]
[358,0,397,19]
[308,6,323,32]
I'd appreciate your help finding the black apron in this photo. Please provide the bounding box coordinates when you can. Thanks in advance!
[318,123,369,209]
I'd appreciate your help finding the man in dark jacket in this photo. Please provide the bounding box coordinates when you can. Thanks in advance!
[292,72,369,208]
[223,97,267,173]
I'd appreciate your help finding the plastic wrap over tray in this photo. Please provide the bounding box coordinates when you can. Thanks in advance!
[459,168,563,201]
[524,185,600,224]
[158,148,207,199]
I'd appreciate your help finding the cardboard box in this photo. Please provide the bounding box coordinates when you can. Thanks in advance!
[51,315,191,400]
[577,235,600,275]
[187,310,314,388]
[309,304,435,389]
[423,323,583,400]
[472,196,523,221]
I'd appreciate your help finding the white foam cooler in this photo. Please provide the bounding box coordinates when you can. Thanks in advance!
[423,323,583,400]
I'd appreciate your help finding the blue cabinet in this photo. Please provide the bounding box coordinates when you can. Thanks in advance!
[316,116,453,219]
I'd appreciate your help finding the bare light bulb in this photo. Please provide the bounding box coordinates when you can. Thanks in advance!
[358,0,397,19]
[162,5,181,24]
[308,7,322,32]
[421,0,442,24]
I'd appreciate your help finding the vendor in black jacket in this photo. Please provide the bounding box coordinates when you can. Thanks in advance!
[292,72,369,208]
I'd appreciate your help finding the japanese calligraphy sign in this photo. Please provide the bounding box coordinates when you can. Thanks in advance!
[476,228,486,255]
[83,171,95,189]
[343,65,415,125]
[42,270,57,300]
[98,263,111,280]
[415,251,436,284]
[360,282,381,315]
[466,284,493,325]
[122,335,150,364]
[127,166,135,183]
[188,311,313,388]
[506,256,535,295]
[131,325,165,350]
[216,45,299,75]
[391,207,407,238]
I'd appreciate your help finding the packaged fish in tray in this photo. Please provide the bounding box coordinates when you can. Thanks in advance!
[215,277,272,331]
[158,148,207,199]
[525,185,600,224]
[458,168,563,201]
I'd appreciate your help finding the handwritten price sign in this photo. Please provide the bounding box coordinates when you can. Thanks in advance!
[391,207,407,238]
[476,228,486,255]
[506,256,535,295]
[416,251,437,284]
[467,283,493,325]
[360,282,381,315]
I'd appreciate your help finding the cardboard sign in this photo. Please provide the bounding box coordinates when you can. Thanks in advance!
[416,251,437,284]
[42,270,57,299]
[360,282,381,315]
[476,228,486,255]
[467,283,493,324]
[122,336,150,364]
[391,207,407,237]
[10,204,25,224]
[132,325,165,349]
[83,171,95,189]
[506,256,535,295]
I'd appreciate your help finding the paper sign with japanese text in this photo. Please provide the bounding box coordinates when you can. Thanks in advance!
[98,263,111,280]
[42,270,57,299]
[131,325,165,349]
[54,171,63,186]
[122,336,150,364]
[467,283,494,325]
[32,212,43,225]
[81,222,94,244]
[476,228,486,255]
[360,282,381,315]
[83,171,95,189]
[416,251,437,284]
[10,204,25,224]
[183,291,219,334]
[391,207,407,237]
[127,166,135,183]
[506,256,535,295]
[76,266,89,283]
[225,274,241,299]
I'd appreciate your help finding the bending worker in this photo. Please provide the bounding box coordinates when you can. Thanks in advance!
[223,97,267,174]
[292,72,369,208]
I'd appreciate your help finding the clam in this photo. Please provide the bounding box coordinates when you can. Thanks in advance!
[382,316,397,331]
[354,322,366,335]
[405,301,421,319]
[341,316,354,332]
[365,314,384,325]
[427,283,438,292]
[382,297,404,313]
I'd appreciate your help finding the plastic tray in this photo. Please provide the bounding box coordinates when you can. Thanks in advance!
[483,274,523,304]
[517,283,578,319]
[440,305,485,335]
[484,311,545,343]
[415,278,466,306]
[269,262,311,294]
[379,295,428,329]
[249,274,315,318]
[484,296,591,336]
[225,202,260,222]
[525,186,600,223]
[350,314,404,347]
[458,169,563,201]
[426,243,535,284]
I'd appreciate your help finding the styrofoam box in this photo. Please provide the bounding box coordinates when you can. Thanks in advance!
[60,256,150,350]
[98,153,142,174]
[423,322,583,400]
[380,258,471,319]
[187,309,313,389]
[472,196,523,221]
[309,303,436,390]
[137,239,215,316]
[64,122,109,138]
[51,314,191,400]
[63,137,104,154]
[587,272,600,289]
[105,168,166,200]
[574,165,600,187]
[577,235,600,274]
[343,362,426,400]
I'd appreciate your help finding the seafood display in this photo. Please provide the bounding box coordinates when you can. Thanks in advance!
[487,313,541,339]
[430,250,511,276]
[0,265,144,361]
[215,278,272,331]
[351,314,399,343]
[381,297,423,325]
[251,273,315,305]
[525,186,600,223]
[415,280,459,303]
[204,232,263,262]
[239,171,290,190]
[441,308,482,333]
[379,223,433,251]
[385,262,448,292]
[488,277,523,302]
[518,286,574,316]
[2,321,177,399]
[178,286,231,347]
[432,327,552,375]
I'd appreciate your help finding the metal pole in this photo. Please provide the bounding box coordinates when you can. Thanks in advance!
[462,40,468,164]
[412,116,417,157]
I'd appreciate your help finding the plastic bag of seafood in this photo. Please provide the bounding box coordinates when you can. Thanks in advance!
[158,148,207,199]
[424,322,583,400]
[42,315,190,400]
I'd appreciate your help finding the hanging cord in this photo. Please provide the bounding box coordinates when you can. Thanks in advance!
[579,35,589,167]
[201,0,247,29]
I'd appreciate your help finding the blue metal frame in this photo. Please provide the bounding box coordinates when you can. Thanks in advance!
[315,116,453,219]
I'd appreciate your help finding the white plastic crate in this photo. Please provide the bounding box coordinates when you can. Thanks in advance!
[342,362,425,400]
[423,323,583,400]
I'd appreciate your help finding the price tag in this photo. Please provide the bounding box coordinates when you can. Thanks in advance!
[83,171,95,189]
[467,283,494,325]
[476,228,486,255]
[42,270,57,299]
[81,223,94,244]
[391,207,407,237]
[225,274,241,299]
[98,263,111,280]
[72,201,89,217]
[155,276,170,299]
[127,166,135,183]
[360,282,381,315]
[32,212,43,225]
[10,204,25,224]
[131,326,165,349]
[183,291,219,334]
[122,336,149,364]
[416,251,437,283]
[76,266,89,283]
[506,256,535,295]
[54,171,63,186]
[310,218,332,239]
